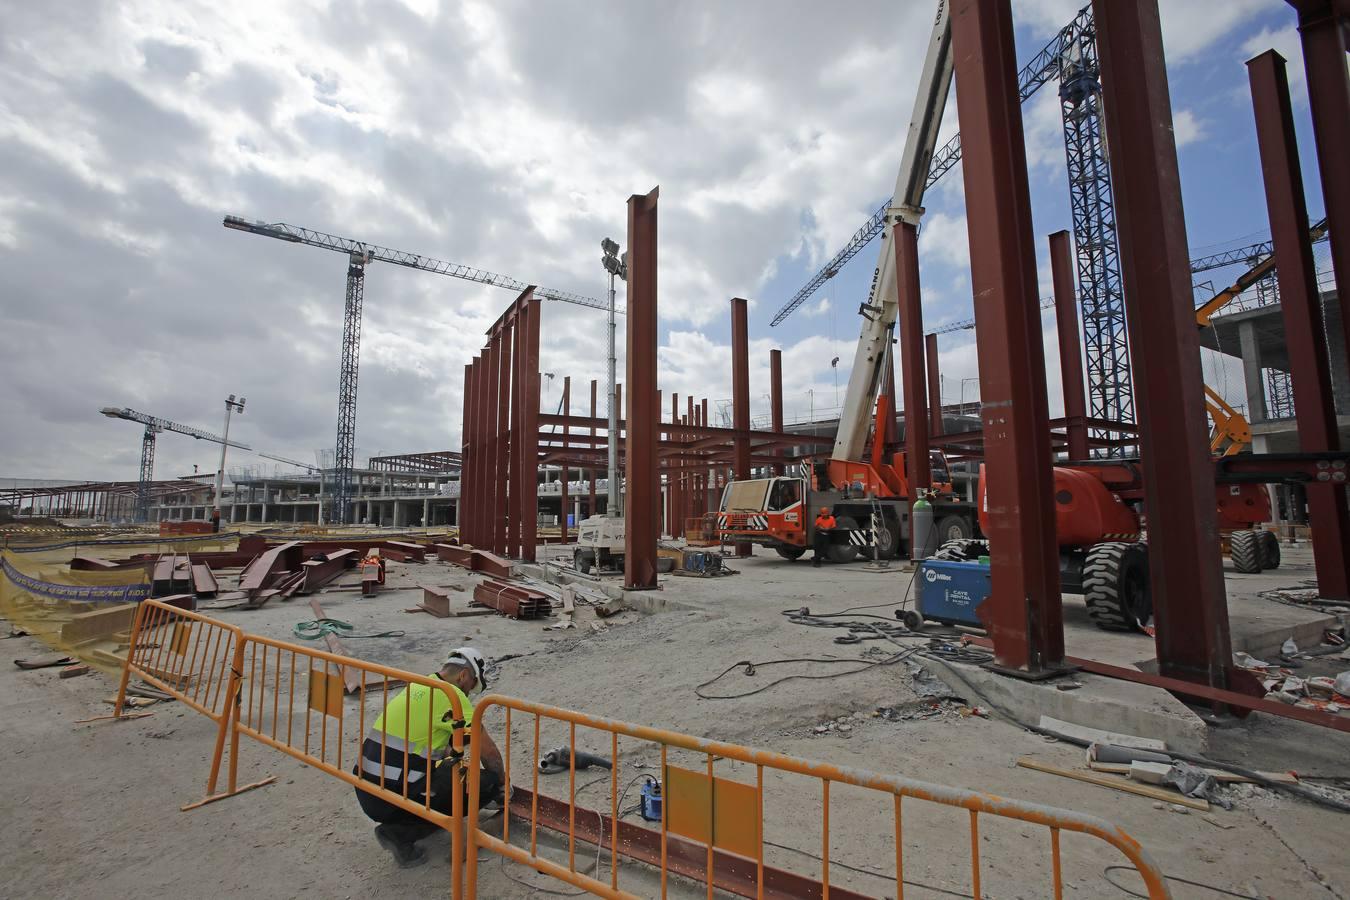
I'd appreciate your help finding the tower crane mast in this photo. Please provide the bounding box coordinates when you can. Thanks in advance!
[223,215,613,525]
[100,406,251,523]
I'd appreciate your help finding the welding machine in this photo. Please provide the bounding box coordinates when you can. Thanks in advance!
[908,558,990,629]
[639,777,663,822]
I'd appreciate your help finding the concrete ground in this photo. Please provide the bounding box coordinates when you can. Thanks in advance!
[2,538,1348,899]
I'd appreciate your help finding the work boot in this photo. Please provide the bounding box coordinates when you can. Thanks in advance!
[375,824,427,868]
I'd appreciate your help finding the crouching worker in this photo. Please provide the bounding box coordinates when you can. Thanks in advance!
[354,647,506,868]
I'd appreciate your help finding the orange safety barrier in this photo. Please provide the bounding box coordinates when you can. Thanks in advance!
[463,696,1172,900]
[113,599,276,810]
[115,600,473,899]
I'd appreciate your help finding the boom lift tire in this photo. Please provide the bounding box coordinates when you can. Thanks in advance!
[1229,529,1262,574]
[933,539,989,562]
[827,515,862,564]
[775,545,807,561]
[935,514,974,544]
[1257,530,1281,571]
[1082,542,1151,633]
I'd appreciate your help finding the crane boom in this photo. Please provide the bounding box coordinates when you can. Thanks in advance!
[256,452,318,473]
[770,6,1086,327]
[831,0,953,463]
[100,407,251,449]
[222,216,615,312]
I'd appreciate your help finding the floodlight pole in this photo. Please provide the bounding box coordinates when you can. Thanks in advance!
[212,395,245,530]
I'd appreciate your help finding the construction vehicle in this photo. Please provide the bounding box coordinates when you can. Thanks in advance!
[718,1,973,565]
[571,514,625,575]
[718,0,1285,635]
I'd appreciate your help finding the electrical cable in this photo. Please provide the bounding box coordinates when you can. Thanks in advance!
[694,650,921,700]
[761,838,986,899]
[1101,864,1263,900]
[291,618,405,640]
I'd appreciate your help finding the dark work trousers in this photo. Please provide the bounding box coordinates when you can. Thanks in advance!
[812,528,831,563]
[355,763,503,845]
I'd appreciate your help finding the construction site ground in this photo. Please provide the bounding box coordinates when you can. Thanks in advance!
[4,541,1348,899]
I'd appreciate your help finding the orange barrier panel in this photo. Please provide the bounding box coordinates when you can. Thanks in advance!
[116,601,473,899]
[114,599,275,810]
[230,633,471,898]
[463,696,1172,900]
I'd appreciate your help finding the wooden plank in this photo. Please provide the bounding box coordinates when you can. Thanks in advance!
[1017,757,1208,811]
[1088,760,1297,785]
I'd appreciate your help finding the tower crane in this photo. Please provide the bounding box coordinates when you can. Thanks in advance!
[100,406,251,524]
[223,215,614,526]
[256,452,319,474]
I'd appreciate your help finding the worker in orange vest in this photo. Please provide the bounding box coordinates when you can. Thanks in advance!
[812,507,837,568]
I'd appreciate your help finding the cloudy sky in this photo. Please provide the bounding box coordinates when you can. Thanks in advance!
[0,0,1327,484]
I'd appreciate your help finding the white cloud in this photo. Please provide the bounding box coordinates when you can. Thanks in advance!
[801,296,832,318]
[1173,109,1207,147]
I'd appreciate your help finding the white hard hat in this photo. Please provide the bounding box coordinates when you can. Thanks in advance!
[445,647,489,693]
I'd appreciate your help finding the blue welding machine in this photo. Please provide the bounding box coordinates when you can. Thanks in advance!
[912,559,990,628]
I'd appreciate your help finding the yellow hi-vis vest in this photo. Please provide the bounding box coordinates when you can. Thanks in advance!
[359,675,473,788]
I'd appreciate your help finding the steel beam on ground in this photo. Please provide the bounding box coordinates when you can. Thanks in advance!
[625,187,661,589]
[1050,230,1090,461]
[1095,0,1231,689]
[770,349,785,475]
[895,221,931,507]
[1249,49,1350,601]
[730,296,752,557]
[951,0,1064,673]
[926,333,943,437]
[1290,0,1350,365]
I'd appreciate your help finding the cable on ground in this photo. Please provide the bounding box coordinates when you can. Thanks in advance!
[291,618,405,640]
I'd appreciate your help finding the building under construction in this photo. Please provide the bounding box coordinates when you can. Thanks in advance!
[2,2,1349,899]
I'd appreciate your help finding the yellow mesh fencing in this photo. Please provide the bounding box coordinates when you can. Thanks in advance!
[0,532,240,674]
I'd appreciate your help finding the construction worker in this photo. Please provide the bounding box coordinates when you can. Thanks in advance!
[812,507,837,567]
[353,647,506,868]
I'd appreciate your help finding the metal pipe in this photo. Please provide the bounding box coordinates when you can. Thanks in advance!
[607,272,620,517]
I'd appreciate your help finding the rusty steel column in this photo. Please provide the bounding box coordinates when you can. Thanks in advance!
[520,294,541,562]
[1049,230,1090,461]
[1095,0,1231,687]
[560,376,571,545]
[461,362,472,535]
[701,398,711,512]
[1291,0,1350,362]
[467,357,482,545]
[951,0,1064,673]
[894,221,931,503]
[473,350,489,545]
[589,379,598,517]
[1249,49,1350,601]
[686,396,696,524]
[669,392,680,538]
[625,187,660,589]
[508,305,525,556]
[926,333,943,437]
[494,322,513,556]
[770,349,785,476]
[483,338,500,549]
[730,296,752,557]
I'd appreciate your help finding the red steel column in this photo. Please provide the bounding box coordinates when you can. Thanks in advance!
[894,221,931,503]
[484,337,500,549]
[625,187,660,589]
[1095,0,1231,687]
[1291,0,1350,362]
[701,399,711,512]
[589,379,598,517]
[468,358,482,544]
[560,376,571,545]
[1049,230,1090,461]
[1249,49,1350,601]
[952,0,1064,673]
[494,322,513,556]
[730,296,752,557]
[770,349,785,476]
[507,307,523,555]
[461,363,472,534]
[686,396,696,522]
[520,294,541,562]
[926,333,943,437]
[476,351,491,545]
[670,392,680,537]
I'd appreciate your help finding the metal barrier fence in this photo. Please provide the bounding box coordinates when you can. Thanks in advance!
[463,696,1172,900]
[113,599,274,810]
[115,599,472,898]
